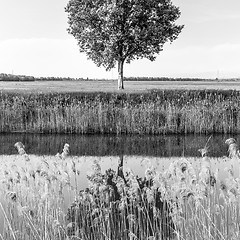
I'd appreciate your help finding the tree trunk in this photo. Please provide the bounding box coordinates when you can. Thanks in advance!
[117,59,124,90]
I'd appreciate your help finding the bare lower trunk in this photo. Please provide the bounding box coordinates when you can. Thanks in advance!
[117,59,124,90]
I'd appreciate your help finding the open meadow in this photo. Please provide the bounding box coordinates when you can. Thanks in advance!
[1,80,240,93]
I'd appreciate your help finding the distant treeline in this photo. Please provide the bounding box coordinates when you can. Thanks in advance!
[125,77,212,81]
[1,73,239,82]
[0,73,35,81]
[125,77,240,81]
[0,73,84,82]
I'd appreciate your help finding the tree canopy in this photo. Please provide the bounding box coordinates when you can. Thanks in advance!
[65,0,184,89]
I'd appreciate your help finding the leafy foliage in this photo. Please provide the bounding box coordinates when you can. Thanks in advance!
[65,0,184,88]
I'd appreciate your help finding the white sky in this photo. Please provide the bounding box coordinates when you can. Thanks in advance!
[0,0,240,79]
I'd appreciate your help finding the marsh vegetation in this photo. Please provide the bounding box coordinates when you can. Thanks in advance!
[1,85,240,239]
[0,139,240,239]
[1,89,240,135]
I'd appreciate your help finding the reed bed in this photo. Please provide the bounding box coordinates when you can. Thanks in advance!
[0,139,240,239]
[1,89,240,134]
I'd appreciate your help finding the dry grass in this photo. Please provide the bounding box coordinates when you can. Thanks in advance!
[1,89,240,134]
[0,139,240,239]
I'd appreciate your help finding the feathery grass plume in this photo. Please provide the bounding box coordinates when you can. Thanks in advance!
[164,158,196,200]
[145,166,156,181]
[225,138,239,158]
[222,165,240,203]
[14,141,26,155]
[6,191,17,202]
[199,160,216,191]
[14,141,30,161]
[198,135,212,158]
[124,169,140,197]
[198,136,216,188]
[62,143,70,158]
[56,143,70,160]
[87,159,104,190]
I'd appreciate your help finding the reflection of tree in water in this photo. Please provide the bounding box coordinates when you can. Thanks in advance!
[67,154,175,239]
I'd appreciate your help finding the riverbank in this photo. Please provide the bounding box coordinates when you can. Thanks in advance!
[0,89,240,134]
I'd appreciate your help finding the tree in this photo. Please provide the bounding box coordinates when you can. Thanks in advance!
[65,0,184,90]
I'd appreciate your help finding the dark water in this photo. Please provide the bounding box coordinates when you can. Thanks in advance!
[0,133,237,157]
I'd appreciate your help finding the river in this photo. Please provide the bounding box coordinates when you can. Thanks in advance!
[0,133,235,157]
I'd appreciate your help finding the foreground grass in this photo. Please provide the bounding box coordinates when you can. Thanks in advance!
[0,139,240,239]
[1,89,240,134]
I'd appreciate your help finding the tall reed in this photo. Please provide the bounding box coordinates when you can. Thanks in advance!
[1,90,240,134]
[1,138,240,239]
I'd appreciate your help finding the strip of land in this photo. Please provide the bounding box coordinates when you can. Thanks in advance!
[0,80,240,93]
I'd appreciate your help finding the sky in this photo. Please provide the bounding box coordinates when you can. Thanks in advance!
[0,0,240,79]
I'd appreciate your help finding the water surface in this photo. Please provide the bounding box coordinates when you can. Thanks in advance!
[0,133,238,235]
[0,133,235,157]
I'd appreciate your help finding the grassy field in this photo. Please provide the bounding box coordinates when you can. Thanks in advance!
[0,139,240,239]
[1,80,240,93]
